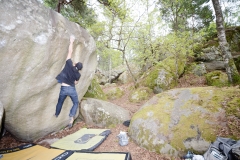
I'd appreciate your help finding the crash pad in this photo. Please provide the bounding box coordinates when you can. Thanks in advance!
[0,144,65,160]
[50,128,111,151]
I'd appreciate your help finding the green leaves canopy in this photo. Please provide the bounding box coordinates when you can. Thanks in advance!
[44,0,96,27]
[158,0,214,31]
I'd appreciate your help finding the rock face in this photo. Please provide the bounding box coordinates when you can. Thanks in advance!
[80,98,131,127]
[0,101,3,134]
[0,0,97,141]
[129,87,240,157]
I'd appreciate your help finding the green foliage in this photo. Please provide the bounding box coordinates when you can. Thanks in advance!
[221,0,240,26]
[97,47,123,71]
[234,56,240,71]
[232,72,240,85]
[199,22,218,41]
[156,32,194,65]
[157,0,214,32]
[88,22,105,39]
[97,0,127,20]
[129,7,163,71]
[142,66,159,90]
[43,0,96,27]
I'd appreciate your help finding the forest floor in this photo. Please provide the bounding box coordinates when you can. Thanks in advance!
[0,74,207,160]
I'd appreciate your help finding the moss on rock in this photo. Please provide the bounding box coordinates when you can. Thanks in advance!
[84,78,107,100]
[140,56,186,91]
[105,87,124,100]
[129,87,152,103]
[129,87,240,156]
[205,71,229,87]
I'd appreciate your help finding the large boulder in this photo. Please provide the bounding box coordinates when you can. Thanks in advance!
[129,87,240,157]
[80,98,131,128]
[0,0,97,141]
[0,101,3,134]
[139,56,186,94]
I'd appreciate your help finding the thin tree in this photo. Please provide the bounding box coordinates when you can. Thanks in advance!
[211,0,239,83]
[56,0,74,13]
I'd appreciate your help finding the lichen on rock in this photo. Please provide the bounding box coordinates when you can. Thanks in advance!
[139,56,186,93]
[129,86,240,157]
[129,87,152,103]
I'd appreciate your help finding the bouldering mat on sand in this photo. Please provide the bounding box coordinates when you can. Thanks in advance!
[0,144,65,160]
[50,128,111,151]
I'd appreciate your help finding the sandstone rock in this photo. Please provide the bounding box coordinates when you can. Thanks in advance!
[129,87,240,157]
[105,87,124,100]
[95,66,125,85]
[200,46,223,62]
[80,98,130,128]
[118,70,134,84]
[0,101,4,135]
[140,56,186,92]
[0,0,96,141]
[129,87,152,103]
[204,61,225,71]
[185,62,207,76]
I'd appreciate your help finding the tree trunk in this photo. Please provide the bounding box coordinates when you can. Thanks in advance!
[211,0,239,83]
[123,51,137,86]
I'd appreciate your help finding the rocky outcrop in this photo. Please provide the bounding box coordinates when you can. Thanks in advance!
[139,56,186,94]
[0,0,96,141]
[80,98,130,127]
[185,62,207,76]
[95,68,125,85]
[196,46,240,71]
[129,87,240,157]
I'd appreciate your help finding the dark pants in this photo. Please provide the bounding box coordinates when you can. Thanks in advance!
[55,86,79,117]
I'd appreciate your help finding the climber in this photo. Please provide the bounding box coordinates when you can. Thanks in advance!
[55,35,83,129]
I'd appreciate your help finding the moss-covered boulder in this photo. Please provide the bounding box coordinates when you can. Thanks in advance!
[105,87,124,100]
[84,78,107,100]
[129,86,240,157]
[80,98,131,128]
[205,71,228,87]
[129,87,152,103]
[139,56,186,93]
